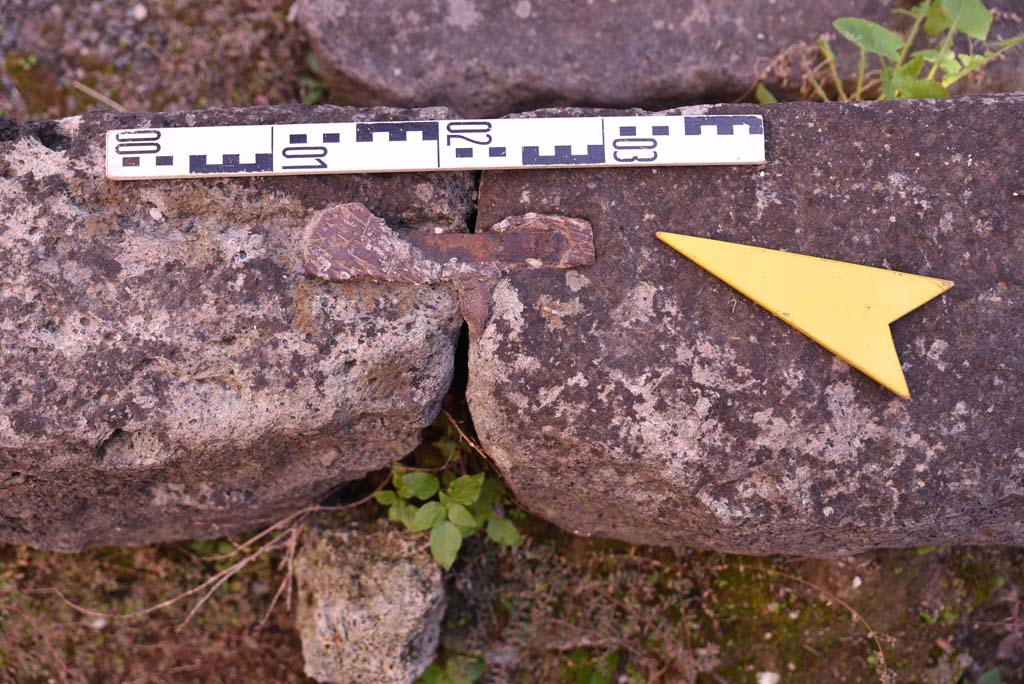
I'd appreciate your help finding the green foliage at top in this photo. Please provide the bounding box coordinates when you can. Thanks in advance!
[931,0,993,39]
[374,422,523,570]
[755,0,1023,103]
[833,17,903,61]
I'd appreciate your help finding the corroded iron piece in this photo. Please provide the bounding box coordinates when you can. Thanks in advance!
[303,203,594,336]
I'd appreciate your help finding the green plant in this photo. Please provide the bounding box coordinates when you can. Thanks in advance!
[300,52,328,105]
[756,0,1023,102]
[418,654,486,684]
[979,668,1003,684]
[13,53,38,71]
[561,649,621,684]
[375,419,523,570]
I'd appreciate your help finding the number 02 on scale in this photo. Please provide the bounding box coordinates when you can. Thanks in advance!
[106,114,765,180]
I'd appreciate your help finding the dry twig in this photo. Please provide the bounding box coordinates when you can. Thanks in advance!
[39,478,390,630]
[70,80,128,112]
[444,409,493,463]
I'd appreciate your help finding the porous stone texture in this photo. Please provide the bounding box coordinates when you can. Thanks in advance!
[296,0,1024,118]
[294,519,446,684]
[0,105,473,551]
[468,95,1024,557]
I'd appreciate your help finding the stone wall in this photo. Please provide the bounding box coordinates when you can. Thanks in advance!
[0,105,471,550]
[3,96,1023,556]
[468,95,1024,556]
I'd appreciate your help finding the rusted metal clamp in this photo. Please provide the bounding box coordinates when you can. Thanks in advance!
[303,203,595,337]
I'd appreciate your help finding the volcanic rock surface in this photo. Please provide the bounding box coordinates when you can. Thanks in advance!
[295,519,446,684]
[468,95,1024,556]
[0,105,472,551]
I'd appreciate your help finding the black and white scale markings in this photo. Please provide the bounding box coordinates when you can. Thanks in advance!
[105,115,764,180]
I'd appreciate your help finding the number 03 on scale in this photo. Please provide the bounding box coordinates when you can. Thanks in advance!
[106,114,765,180]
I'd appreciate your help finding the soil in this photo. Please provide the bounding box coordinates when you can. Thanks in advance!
[3,405,1022,684]
[1,0,315,122]
[2,1,1022,683]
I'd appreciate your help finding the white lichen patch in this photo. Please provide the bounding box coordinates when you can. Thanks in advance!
[938,211,955,234]
[750,382,943,481]
[565,270,590,292]
[604,367,731,478]
[513,0,532,19]
[536,294,582,331]
[611,282,658,326]
[690,338,757,392]
[414,182,436,205]
[445,0,482,30]
[469,279,543,430]
[488,278,526,342]
[926,339,949,371]
[754,185,782,222]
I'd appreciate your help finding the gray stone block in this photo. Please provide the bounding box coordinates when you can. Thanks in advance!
[295,519,446,684]
[0,105,471,551]
[468,95,1024,556]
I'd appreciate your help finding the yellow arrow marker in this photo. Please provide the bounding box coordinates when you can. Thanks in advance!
[656,233,954,399]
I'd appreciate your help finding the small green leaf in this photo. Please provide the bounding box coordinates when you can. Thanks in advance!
[417,664,443,684]
[978,668,1003,684]
[940,0,993,39]
[432,438,459,462]
[957,52,986,70]
[402,472,440,500]
[897,0,929,18]
[304,52,320,75]
[880,65,897,99]
[817,37,837,62]
[914,49,962,77]
[896,54,927,79]
[423,656,486,684]
[833,18,903,61]
[470,477,504,517]
[389,499,406,523]
[374,490,397,506]
[392,464,412,499]
[924,0,953,35]
[486,517,524,547]
[411,501,446,531]
[946,50,995,83]
[439,491,450,507]
[462,663,485,684]
[430,521,462,570]
[400,502,421,531]
[452,656,487,683]
[447,502,478,528]
[477,477,504,507]
[754,83,779,104]
[893,76,949,98]
[468,501,492,522]
[938,52,963,77]
[448,473,485,506]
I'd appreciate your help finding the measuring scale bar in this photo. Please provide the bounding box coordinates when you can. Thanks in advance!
[106,114,765,180]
